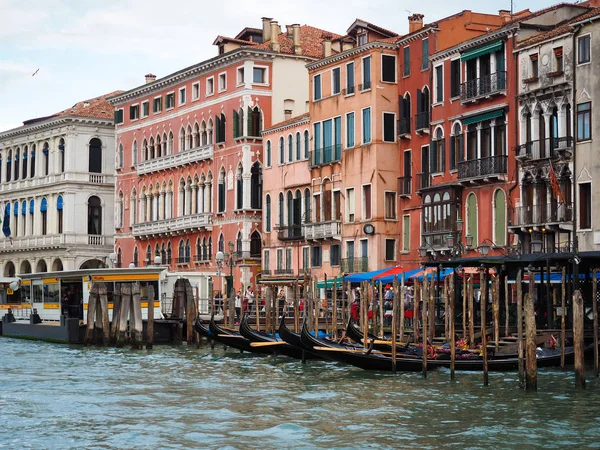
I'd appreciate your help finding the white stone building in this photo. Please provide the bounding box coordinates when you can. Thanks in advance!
[0,91,120,276]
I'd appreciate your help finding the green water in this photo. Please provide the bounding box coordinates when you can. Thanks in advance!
[1,337,599,449]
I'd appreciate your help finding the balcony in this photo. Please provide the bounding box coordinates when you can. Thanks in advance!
[398,118,411,137]
[132,213,212,239]
[194,254,212,263]
[309,145,342,168]
[232,251,261,262]
[359,81,372,91]
[416,172,431,192]
[510,202,573,229]
[457,155,507,182]
[136,144,214,175]
[274,268,295,276]
[341,257,368,273]
[0,172,115,194]
[303,220,341,241]
[460,71,507,102]
[276,224,304,241]
[515,137,573,161]
[0,234,114,252]
[415,111,429,133]
[398,176,412,197]
[176,256,191,265]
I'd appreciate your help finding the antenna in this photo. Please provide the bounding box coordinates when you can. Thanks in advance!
[511,0,515,16]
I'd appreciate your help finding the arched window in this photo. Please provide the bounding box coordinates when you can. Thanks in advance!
[133,140,138,165]
[236,231,242,254]
[13,202,18,237]
[133,247,139,267]
[14,149,20,180]
[30,144,35,178]
[288,134,293,162]
[208,236,213,259]
[218,168,226,213]
[218,234,224,253]
[431,126,445,173]
[146,245,152,265]
[287,191,293,226]
[450,122,463,170]
[250,162,262,209]
[185,239,191,262]
[249,106,262,137]
[88,196,102,235]
[168,131,174,155]
[21,200,26,236]
[466,193,478,247]
[58,139,65,173]
[28,200,34,235]
[6,150,12,182]
[117,248,122,268]
[493,189,507,247]
[250,231,261,258]
[265,194,271,232]
[296,132,301,160]
[304,130,309,159]
[117,191,124,228]
[278,192,284,226]
[202,237,208,260]
[196,238,201,262]
[279,137,284,165]
[304,188,311,223]
[40,198,48,235]
[236,164,243,210]
[266,140,272,168]
[167,242,172,264]
[117,143,123,169]
[22,146,28,180]
[43,142,49,176]
[89,138,102,173]
[131,189,137,225]
[57,195,63,234]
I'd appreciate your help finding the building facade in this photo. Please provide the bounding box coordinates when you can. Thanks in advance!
[0,92,119,276]
[110,19,338,292]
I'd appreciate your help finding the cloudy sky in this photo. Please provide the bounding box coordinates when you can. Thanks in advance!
[1,0,556,132]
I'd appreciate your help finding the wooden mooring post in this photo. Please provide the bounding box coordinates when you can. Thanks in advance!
[413,279,420,344]
[561,267,566,369]
[504,276,510,337]
[85,283,109,346]
[362,281,368,350]
[462,274,467,341]
[516,270,524,386]
[332,277,338,338]
[524,291,537,391]
[492,276,500,354]
[146,285,155,349]
[480,268,489,387]
[444,275,449,342]
[293,282,299,333]
[468,276,475,347]
[400,272,406,342]
[422,275,428,379]
[208,277,215,349]
[449,272,456,380]
[378,280,384,339]
[573,290,586,389]
[593,269,599,378]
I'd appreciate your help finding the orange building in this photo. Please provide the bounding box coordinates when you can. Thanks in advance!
[110,19,338,293]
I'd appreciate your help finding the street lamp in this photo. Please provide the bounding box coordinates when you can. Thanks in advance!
[478,241,491,256]
[531,239,543,254]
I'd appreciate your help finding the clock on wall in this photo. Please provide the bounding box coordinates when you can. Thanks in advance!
[363,224,375,235]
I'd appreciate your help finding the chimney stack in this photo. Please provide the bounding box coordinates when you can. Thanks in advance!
[284,109,292,120]
[408,13,425,33]
[270,20,280,51]
[145,73,156,84]
[262,17,273,43]
[498,10,512,24]
[322,33,333,58]
[292,24,302,55]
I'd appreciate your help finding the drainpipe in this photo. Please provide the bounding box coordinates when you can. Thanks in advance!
[572,25,581,291]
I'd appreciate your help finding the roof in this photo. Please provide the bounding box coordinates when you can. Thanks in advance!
[235,27,263,40]
[22,90,123,125]
[262,112,310,133]
[253,25,343,59]
[517,6,600,48]
[346,19,399,38]
[212,35,259,46]
[506,2,590,25]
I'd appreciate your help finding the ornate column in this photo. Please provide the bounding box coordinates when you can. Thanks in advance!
[242,173,252,210]
[191,184,198,215]
[490,119,497,157]
[199,182,205,213]
[476,123,482,159]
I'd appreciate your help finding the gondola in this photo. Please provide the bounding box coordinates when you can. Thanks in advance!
[345,319,414,352]
[207,315,266,354]
[277,317,323,361]
[194,316,212,338]
[301,321,576,372]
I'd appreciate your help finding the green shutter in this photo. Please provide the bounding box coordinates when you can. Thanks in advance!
[247,107,253,136]
[494,190,506,246]
[467,194,478,246]
[233,110,239,138]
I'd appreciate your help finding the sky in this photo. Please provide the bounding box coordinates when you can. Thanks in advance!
[1,0,558,132]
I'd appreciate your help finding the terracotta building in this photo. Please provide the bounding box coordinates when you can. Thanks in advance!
[109,19,338,293]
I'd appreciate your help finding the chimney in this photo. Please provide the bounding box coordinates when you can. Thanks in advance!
[322,33,333,58]
[284,109,292,120]
[408,13,425,34]
[292,24,302,55]
[145,73,156,84]
[498,10,511,24]
[262,17,272,42]
[286,25,293,37]
[270,21,280,51]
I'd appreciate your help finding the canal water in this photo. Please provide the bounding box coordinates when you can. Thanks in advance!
[2,338,600,449]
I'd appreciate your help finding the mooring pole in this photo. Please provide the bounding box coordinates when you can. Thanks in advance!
[422,274,428,379]
[573,290,586,389]
[450,272,456,380]
[517,270,524,386]
[481,268,489,387]
[593,268,599,378]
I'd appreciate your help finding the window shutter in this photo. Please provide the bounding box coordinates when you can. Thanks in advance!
[233,110,239,138]
[429,142,436,173]
[458,134,464,163]
[449,135,456,170]
[247,107,253,136]
[441,138,446,172]
[416,89,422,114]
[216,115,221,142]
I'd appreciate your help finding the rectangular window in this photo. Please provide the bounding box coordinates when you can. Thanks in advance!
[577,102,591,141]
[383,112,395,142]
[530,54,539,78]
[435,65,443,103]
[360,239,368,258]
[450,59,460,98]
[330,244,341,266]
[362,107,371,144]
[346,62,355,94]
[346,187,355,223]
[237,67,245,85]
[129,104,139,121]
[311,246,322,267]
[314,74,322,100]
[142,101,149,117]
[421,38,429,70]
[192,83,200,100]
[402,215,410,251]
[580,183,592,229]
[578,35,591,64]
[403,46,410,76]
[554,47,564,72]
[384,191,396,219]
[218,73,226,92]
[286,248,292,271]
[206,77,214,95]
[263,250,270,272]
[165,92,175,109]
[363,184,372,220]
[382,54,396,82]
[302,247,310,270]
[276,249,284,270]
[253,67,266,83]
[385,239,396,261]
[153,97,162,113]
[362,56,371,90]
[179,87,186,105]
[346,112,355,148]
[114,109,124,124]
[332,67,341,95]
[358,33,367,46]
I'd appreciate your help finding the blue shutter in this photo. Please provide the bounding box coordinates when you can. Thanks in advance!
[21,201,26,215]
[40,198,48,212]
[29,200,34,213]
[334,117,342,160]
[13,202,18,216]
[57,196,64,210]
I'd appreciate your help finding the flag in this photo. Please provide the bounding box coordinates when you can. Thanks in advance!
[2,206,10,238]
[549,162,565,205]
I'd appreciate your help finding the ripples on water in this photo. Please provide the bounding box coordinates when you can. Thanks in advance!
[1,338,599,449]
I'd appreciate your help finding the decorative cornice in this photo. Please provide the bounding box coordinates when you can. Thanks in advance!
[431,25,519,62]
[0,116,114,141]
[396,27,437,46]
[306,41,399,70]
[262,117,310,135]
[109,48,316,105]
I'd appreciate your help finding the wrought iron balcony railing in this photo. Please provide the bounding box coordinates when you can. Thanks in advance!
[398,176,412,196]
[416,172,431,191]
[309,145,342,168]
[276,224,304,241]
[398,118,411,136]
[460,71,507,102]
[415,111,429,131]
[510,202,573,227]
[457,155,508,180]
[341,257,368,273]
[515,136,573,160]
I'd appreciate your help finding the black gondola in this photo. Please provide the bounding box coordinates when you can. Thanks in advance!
[344,319,415,352]
[301,321,576,372]
[207,316,266,354]
[277,317,323,361]
[194,316,211,338]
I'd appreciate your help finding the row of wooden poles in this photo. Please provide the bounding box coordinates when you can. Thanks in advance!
[216,267,598,389]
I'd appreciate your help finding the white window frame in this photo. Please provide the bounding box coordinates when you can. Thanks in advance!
[302,246,311,271]
[402,214,411,252]
[361,106,372,144]
[384,190,397,220]
[141,101,149,118]
[361,183,372,221]
[313,73,322,101]
[130,103,139,121]
[380,53,397,83]
[153,95,162,114]
[206,76,215,97]
[165,91,175,110]
[179,87,186,106]
[218,71,227,93]
[345,61,355,96]
[433,63,444,105]
[345,187,355,223]
[115,108,124,125]
[382,111,396,143]
[192,82,200,101]
[252,65,269,85]
[361,55,372,91]
[384,238,396,261]
[331,65,342,96]
[358,33,367,46]
[236,66,245,86]
[577,33,592,66]
[263,249,270,271]
[359,238,369,258]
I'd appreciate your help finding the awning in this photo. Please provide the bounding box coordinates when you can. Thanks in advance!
[344,268,389,283]
[317,278,344,289]
[460,40,503,62]
[376,268,423,285]
[411,268,455,282]
[461,108,505,126]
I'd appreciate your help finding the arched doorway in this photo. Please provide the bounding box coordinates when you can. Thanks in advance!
[19,260,32,274]
[36,259,47,273]
[4,261,15,277]
[52,259,64,272]
[250,230,261,258]
[79,259,103,270]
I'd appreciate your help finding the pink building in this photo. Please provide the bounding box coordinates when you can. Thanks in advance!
[110,19,338,293]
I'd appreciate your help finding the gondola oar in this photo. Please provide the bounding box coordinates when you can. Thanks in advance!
[313,346,413,358]
[218,334,246,338]
[250,341,289,347]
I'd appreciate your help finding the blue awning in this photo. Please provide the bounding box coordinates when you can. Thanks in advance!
[40,198,47,212]
[57,196,63,210]
[344,268,390,283]
[377,268,423,285]
[5,204,10,215]
[460,40,503,62]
